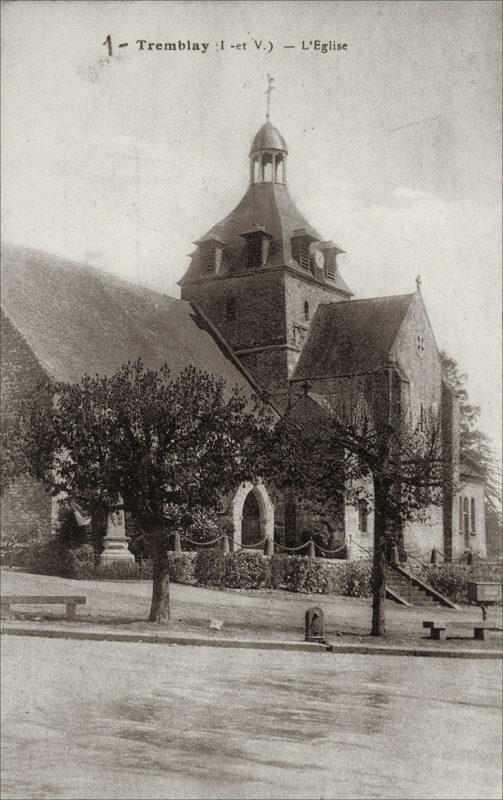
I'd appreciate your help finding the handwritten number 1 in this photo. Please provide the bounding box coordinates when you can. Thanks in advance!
[103,35,112,57]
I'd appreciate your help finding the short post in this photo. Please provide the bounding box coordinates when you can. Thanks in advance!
[305,607,325,642]
[264,538,274,556]
[307,539,316,559]
[221,534,230,554]
[431,547,440,567]
[173,531,182,557]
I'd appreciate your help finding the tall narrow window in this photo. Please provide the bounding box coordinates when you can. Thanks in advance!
[459,497,463,533]
[292,230,316,271]
[292,239,310,270]
[358,500,368,533]
[463,497,469,541]
[247,235,262,268]
[304,301,310,321]
[470,498,476,534]
[226,298,236,322]
[201,246,215,273]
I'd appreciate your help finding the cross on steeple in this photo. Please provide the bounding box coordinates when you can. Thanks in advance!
[265,74,274,121]
[415,274,422,293]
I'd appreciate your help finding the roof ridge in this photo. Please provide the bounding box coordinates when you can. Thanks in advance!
[319,292,416,309]
[1,240,179,306]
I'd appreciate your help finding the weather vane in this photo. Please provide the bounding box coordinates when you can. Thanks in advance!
[265,74,274,121]
[415,274,422,292]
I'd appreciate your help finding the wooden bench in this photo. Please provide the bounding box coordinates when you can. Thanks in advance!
[1,595,86,620]
[423,620,446,640]
[423,620,502,642]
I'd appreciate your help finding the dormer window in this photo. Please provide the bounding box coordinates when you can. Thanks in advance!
[325,257,336,281]
[291,229,316,271]
[194,235,225,275]
[239,227,272,270]
[247,235,262,268]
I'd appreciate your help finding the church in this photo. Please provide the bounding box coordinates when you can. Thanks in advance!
[1,117,487,564]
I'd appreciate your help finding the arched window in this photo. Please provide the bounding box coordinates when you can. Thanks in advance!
[463,497,469,537]
[358,500,368,533]
[470,498,476,534]
[304,301,310,321]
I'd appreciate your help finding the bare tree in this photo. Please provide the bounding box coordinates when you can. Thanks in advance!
[276,375,445,636]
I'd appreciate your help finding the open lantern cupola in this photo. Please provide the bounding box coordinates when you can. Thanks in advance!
[249,122,288,186]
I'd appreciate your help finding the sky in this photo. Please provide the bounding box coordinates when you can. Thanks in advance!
[2,0,502,453]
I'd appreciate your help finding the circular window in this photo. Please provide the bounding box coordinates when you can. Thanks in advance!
[416,333,425,356]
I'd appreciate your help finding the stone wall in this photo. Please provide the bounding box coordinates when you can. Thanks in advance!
[454,477,487,559]
[1,313,53,540]
[181,270,286,353]
[284,272,344,373]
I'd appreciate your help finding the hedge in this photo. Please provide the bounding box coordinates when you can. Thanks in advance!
[223,551,269,589]
[15,535,500,602]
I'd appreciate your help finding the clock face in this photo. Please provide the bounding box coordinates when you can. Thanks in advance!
[314,249,325,269]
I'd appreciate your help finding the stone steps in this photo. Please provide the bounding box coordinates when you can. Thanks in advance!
[385,567,452,608]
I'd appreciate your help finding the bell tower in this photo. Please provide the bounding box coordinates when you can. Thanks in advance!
[179,103,352,410]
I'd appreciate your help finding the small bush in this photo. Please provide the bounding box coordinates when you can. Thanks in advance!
[299,522,333,551]
[66,544,97,578]
[168,553,195,584]
[269,554,290,589]
[194,547,226,587]
[23,539,97,579]
[284,556,328,594]
[96,559,145,581]
[224,551,268,589]
[342,561,373,597]
[422,565,472,603]
[24,538,64,576]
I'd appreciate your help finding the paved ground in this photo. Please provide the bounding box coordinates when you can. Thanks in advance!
[1,635,501,800]
[1,568,502,651]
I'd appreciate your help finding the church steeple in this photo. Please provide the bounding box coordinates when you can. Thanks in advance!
[248,75,287,185]
[179,110,352,410]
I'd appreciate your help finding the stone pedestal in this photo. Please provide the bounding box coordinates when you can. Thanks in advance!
[100,505,135,566]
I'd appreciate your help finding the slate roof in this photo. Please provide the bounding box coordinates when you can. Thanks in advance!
[179,182,352,296]
[0,242,264,400]
[292,293,416,380]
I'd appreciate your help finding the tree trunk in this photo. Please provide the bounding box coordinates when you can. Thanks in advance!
[371,477,389,637]
[148,525,170,623]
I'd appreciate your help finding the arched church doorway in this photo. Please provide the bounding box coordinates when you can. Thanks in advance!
[242,491,262,546]
[230,482,274,550]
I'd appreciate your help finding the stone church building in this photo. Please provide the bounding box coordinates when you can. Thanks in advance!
[1,120,486,563]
